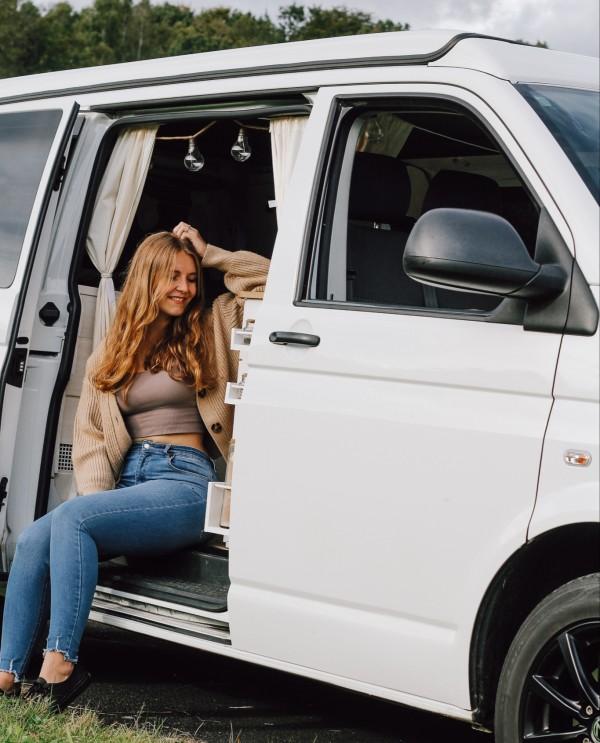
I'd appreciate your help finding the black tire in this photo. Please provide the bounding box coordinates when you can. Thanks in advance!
[495,573,600,743]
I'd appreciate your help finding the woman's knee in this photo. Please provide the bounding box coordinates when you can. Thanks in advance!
[14,517,51,561]
[50,496,103,536]
[50,498,86,530]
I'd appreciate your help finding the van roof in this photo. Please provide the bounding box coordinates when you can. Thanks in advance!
[1,30,598,105]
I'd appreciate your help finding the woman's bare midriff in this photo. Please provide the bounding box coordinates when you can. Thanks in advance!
[133,432,207,452]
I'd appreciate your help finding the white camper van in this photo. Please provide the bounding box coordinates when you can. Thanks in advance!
[0,30,598,740]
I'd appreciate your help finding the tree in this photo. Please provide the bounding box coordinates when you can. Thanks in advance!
[36,2,80,72]
[168,7,281,56]
[278,4,408,41]
[0,0,41,77]
[0,0,22,78]
[71,0,134,66]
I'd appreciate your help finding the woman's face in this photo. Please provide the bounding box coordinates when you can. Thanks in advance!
[157,250,198,319]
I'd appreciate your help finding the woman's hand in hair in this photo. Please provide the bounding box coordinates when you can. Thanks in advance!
[172,222,207,259]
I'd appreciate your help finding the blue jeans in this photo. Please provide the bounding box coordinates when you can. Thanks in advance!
[0,441,214,680]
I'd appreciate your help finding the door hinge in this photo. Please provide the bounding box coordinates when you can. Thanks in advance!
[0,477,7,512]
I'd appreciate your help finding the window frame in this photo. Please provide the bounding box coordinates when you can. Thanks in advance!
[295,90,550,327]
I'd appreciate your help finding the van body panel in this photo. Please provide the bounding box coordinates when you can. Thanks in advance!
[528,399,600,539]
[553,288,600,403]
[431,37,600,90]
[88,609,473,721]
[226,82,566,708]
[0,99,78,563]
[529,286,600,539]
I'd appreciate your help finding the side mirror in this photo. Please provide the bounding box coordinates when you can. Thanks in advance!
[403,208,567,299]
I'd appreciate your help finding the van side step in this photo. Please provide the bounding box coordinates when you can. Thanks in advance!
[97,547,229,612]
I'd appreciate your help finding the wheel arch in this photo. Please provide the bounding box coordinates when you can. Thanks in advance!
[469,521,600,729]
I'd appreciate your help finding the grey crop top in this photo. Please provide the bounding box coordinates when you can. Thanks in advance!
[116,370,204,439]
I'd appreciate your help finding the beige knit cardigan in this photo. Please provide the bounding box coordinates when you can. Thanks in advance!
[72,244,270,495]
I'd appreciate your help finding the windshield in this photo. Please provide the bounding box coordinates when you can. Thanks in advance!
[517,84,600,203]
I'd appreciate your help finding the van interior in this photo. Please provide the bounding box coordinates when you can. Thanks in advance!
[28,99,541,624]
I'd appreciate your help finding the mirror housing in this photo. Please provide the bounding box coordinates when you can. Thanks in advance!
[403,208,567,299]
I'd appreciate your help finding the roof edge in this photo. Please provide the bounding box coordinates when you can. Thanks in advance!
[0,32,514,107]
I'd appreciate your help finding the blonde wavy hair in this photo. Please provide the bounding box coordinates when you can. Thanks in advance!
[92,231,216,394]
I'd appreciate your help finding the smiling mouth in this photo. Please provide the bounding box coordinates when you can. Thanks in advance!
[168,296,187,304]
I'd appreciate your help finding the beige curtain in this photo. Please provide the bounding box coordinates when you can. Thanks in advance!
[87,125,158,347]
[269,116,308,222]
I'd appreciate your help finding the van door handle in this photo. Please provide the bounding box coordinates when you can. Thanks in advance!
[269,331,320,347]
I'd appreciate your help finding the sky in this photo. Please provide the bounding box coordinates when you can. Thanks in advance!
[67,0,598,56]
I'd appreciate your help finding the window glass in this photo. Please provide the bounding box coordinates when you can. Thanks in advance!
[517,84,599,203]
[0,110,62,288]
[308,101,540,315]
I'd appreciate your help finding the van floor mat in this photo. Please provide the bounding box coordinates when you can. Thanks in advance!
[97,572,229,612]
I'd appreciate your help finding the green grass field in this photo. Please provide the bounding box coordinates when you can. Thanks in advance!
[0,696,196,743]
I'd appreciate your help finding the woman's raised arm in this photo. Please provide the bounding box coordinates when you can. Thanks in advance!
[172,222,270,298]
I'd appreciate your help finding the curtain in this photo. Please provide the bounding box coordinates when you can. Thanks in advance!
[86,125,158,347]
[269,116,308,222]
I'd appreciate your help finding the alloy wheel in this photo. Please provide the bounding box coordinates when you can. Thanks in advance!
[520,620,600,742]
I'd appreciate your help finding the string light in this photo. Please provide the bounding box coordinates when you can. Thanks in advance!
[183,138,204,172]
[230,127,252,162]
[155,120,269,171]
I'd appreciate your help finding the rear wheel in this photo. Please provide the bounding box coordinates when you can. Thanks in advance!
[495,574,600,743]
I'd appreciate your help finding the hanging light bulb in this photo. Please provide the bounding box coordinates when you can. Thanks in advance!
[183,138,204,172]
[230,127,252,162]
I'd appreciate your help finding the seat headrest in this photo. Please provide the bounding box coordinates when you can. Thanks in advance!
[349,153,411,225]
[422,170,501,214]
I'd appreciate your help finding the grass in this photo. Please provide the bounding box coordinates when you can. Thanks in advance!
[0,696,198,743]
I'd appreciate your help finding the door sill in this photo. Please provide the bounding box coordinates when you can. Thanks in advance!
[92,585,230,643]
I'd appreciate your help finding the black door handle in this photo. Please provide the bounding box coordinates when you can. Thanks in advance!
[269,331,320,347]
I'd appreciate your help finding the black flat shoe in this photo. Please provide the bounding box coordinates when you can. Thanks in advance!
[0,683,21,697]
[24,664,91,712]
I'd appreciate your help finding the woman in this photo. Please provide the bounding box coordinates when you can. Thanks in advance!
[0,224,269,710]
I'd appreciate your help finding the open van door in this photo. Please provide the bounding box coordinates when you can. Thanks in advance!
[228,81,570,709]
[0,99,79,568]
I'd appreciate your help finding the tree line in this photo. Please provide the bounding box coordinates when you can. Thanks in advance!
[0,0,411,78]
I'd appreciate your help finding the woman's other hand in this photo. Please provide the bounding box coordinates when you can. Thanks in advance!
[173,223,207,259]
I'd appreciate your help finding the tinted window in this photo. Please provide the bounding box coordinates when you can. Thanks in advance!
[0,110,62,288]
[306,102,539,316]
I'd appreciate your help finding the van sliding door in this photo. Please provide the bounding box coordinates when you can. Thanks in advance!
[0,99,79,567]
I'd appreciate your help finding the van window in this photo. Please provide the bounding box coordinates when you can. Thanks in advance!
[518,84,600,203]
[0,110,62,288]
[305,101,540,315]
[76,117,277,303]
